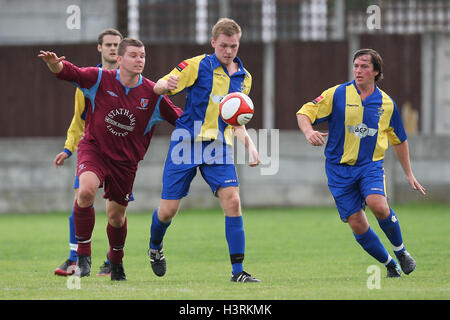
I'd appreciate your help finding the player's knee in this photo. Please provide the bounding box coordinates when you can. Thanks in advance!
[77,187,96,206]
[369,202,390,219]
[108,214,125,228]
[348,219,369,235]
[230,194,241,209]
[347,210,369,235]
[224,194,241,215]
[158,210,176,223]
[158,204,179,222]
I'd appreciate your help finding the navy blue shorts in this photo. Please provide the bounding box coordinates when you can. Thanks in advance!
[326,160,387,222]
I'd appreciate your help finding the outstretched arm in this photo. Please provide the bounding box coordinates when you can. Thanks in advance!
[37,51,65,73]
[38,50,100,92]
[233,125,260,167]
[393,140,426,195]
[154,75,179,95]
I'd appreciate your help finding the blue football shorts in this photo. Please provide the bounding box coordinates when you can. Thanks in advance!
[325,159,387,222]
[161,139,239,200]
[73,174,80,189]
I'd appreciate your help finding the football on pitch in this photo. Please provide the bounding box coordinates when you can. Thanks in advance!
[219,92,254,126]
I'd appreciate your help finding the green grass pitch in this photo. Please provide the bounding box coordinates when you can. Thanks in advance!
[0,204,449,300]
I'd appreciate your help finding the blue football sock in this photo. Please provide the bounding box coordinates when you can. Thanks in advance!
[68,209,77,261]
[225,216,245,275]
[354,227,392,265]
[377,208,405,256]
[105,251,110,265]
[149,209,171,250]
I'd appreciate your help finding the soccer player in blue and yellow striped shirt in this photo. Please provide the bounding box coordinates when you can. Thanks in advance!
[297,49,426,277]
[148,18,261,282]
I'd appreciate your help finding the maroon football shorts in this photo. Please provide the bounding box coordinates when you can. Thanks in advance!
[77,141,137,207]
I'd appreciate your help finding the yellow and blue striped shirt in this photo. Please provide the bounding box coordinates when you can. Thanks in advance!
[297,80,407,166]
[164,53,252,146]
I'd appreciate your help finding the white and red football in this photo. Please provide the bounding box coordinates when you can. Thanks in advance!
[219,92,254,126]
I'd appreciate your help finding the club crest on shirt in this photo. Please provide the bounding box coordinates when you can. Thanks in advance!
[240,81,246,92]
[377,106,384,117]
[138,98,149,110]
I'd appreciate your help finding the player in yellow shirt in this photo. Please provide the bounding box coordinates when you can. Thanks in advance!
[148,18,261,282]
[297,49,425,277]
[53,29,123,276]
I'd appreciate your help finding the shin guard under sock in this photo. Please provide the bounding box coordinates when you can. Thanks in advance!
[73,201,95,256]
[150,209,171,250]
[377,208,405,255]
[354,227,392,265]
[107,217,127,265]
[225,216,245,275]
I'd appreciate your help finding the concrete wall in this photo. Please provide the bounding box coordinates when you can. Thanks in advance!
[421,32,450,135]
[0,0,116,45]
[0,133,448,214]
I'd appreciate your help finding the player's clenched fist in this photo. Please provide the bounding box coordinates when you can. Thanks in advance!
[154,75,179,95]
[166,75,179,91]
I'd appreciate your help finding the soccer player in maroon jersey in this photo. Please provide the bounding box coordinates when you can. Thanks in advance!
[53,28,123,278]
[38,38,183,281]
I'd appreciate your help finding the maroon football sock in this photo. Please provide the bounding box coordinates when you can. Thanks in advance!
[107,217,127,264]
[73,201,95,256]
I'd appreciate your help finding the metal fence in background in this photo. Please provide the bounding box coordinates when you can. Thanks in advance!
[347,0,450,34]
[120,0,450,44]
[136,0,337,43]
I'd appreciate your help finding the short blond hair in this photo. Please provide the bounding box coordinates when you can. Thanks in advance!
[212,18,242,40]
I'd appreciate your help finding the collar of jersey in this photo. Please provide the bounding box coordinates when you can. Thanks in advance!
[351,80,380,104]
[209,53,249,77]
[115,69,143,94]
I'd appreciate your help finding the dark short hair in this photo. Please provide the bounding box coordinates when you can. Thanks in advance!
[97,28,123,45]
[118,38,145,56]
[353,48,384,82]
